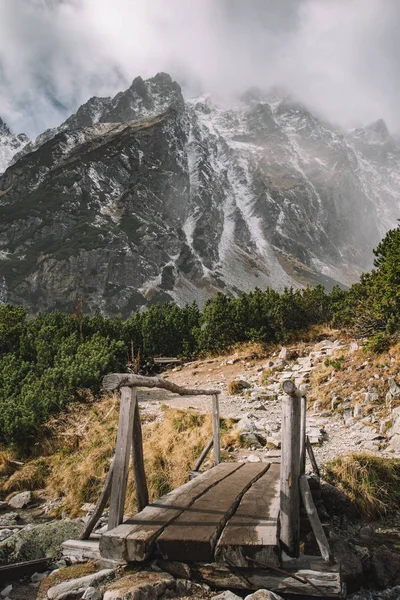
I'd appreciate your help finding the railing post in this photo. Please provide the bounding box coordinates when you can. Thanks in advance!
[212,394,220,465]
[300,393,307,475]
[280,380,301,557]
[108,387,136,530]
[131,389,149,512]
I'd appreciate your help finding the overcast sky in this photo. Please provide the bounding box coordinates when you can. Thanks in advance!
[1,0,400,137]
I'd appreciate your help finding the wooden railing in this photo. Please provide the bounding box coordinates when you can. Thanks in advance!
[81,374,221,539]
[280,380,332,563]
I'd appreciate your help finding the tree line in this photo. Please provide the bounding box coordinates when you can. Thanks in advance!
[0,223,399,448]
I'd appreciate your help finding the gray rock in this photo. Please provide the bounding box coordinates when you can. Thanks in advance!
[8,491,32,509]
[48,570,114,600]
[246,454,261,463]
[278,347,287,361]
[245,591,284,600]
[0,512,19,526]
[82,587,102,600]
[212,593,242,600]
[354,404,363,419]
[0,585,12,598]
[0,518,83,565]
[0,530,14,542]
[371,545,400,587]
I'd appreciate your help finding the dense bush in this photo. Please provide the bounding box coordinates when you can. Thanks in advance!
[1,223,399,447]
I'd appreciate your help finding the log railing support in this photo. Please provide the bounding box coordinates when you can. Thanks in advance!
[300,394,307,475]
[212,394,220,465]
[280,380,301,557]
[131,392,149,512]
[108,387,136,530]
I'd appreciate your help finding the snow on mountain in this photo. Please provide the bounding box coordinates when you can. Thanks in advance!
[0,117,29,174]
[0,74,399,315]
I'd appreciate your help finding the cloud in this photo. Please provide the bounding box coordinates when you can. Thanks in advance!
[0,0,399,136]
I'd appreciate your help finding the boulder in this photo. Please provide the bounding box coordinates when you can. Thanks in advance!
[371,545,400,588]
[104,571,175,600]
[48,569,114,600]
[246,454,261,463]
[0,530,14,542]
[330,538,363,592]
[82,588,102,600]
[212,593,242,600]
[0,585,12,598]
[278,347,287,360]
[8,491,32,509]
[0,518,83,565]
[245,591,284,600]
[0,513,19,527]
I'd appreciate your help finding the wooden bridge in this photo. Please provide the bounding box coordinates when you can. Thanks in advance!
[80,374,345,598]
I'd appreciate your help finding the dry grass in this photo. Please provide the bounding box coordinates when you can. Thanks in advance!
[324,453,400,519]
[0,395,236,517]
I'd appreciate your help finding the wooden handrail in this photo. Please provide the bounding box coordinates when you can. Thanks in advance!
[103,373,221,396]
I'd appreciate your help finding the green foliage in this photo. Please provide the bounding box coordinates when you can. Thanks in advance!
[1,222,400,448]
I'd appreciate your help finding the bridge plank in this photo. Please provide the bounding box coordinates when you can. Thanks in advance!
[215,462,281,567]
[100,462,242,562]
[157,463,269,563]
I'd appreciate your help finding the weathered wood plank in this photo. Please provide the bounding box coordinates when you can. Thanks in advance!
[80,457,114,540]
[306,436,321,479]
[299,474,332,563]
[158,561,344,598]
[212,394,220,466]
[131,396,149,512]
[280,381,301,556]
[108,387,136,530]
[157,463,269,563]
[100,463,242,562]
[215,463,280,567]
[300,395,307,475]
[103,373,220,395]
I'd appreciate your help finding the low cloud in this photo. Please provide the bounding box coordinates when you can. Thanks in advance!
[1,0,399,136]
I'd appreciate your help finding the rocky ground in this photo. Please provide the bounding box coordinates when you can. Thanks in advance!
[0,335,399,600]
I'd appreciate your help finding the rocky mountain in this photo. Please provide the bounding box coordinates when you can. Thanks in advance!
[0,73,399,315]
[0,118,29,175]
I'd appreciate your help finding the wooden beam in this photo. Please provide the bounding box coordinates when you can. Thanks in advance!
[158,561,344,598]
[300,395,307,475]
[131,392,149,512]
[108,387,136,530]
[280,380,301,557]
[306,436,321,480]
[103,373,221,395]
[212,394,220,466]
[299,475,332,564]
[193,438,213,472]
[80,457,114,540]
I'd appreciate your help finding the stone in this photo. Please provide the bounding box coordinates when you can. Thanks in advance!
[48,570,114,600]
[349,341,359,353]
[8,491,32,509]
[313,401,320,413]
[246,454,261,463]
[0,586,12,599]
[364,392,379,404]
[0,530,13,542]
[212,593,242,600]
[388,378,400,396]
[0,518,83,565]
[354,404,363,419]
[82,587,102,600]
[278,347,287,360]
[330,538,363,592]
[371,545,400,587]
[245,591,284,600]
[104,571,175,600]
[0,512,19,527]
[31,572,49,583]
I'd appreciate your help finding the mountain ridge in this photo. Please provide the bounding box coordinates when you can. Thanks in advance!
[0,73,399,315]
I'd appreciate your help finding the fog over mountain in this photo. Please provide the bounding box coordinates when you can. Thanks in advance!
[1,0,400,137]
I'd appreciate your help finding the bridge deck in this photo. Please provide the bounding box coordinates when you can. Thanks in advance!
[100,462,280,565]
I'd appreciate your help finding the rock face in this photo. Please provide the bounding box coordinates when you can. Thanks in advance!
[0,118,29,175]
[1,74,399,315]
